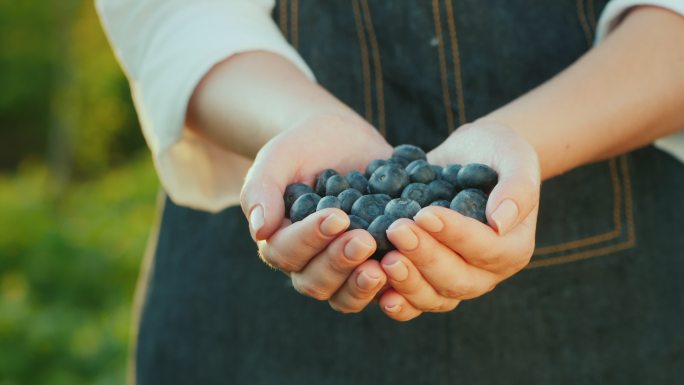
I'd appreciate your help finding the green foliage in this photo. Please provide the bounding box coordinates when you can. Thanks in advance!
[0,0,145,176]
[0,153,158,385]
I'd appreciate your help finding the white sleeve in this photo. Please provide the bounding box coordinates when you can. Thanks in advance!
[96,0,315,212]
[595,0,684,164]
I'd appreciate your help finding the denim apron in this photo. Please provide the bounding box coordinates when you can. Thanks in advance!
[134,1,684,384]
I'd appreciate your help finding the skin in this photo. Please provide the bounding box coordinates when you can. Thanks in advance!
[186,6,684,320]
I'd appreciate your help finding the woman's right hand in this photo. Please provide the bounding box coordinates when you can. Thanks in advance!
[240,112,392,313]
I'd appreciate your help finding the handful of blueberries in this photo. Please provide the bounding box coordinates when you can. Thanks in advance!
[283,144,498,257]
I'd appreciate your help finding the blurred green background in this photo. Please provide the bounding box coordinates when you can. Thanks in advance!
[1,1,158,384]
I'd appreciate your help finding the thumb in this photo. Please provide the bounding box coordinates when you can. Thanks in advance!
[240,146,299,242]
[485,146,540,236]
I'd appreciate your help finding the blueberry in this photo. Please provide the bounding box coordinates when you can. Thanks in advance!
[457,163,498,193]
[431,165,443,180]
[385,198,421,219]
[315,169,338,196]
[351,194,391,224]
[430,200,451,208]
[283,183,314,218]
[428,179,455,201]
[392,144,427,163]
[401,183,432,207]
[348,215,370,231]
[441,164,462,187]
[406,159,436,183]
[368,163,410,198]
[450,188,487,223]
[290,193,321,222]
[316,195,342,211]
[325,174,350,196]
[365,159,388,178]
[346,171,369,193]
[388,156,410,168]
[367,214,396,254]
[337,188,363,213]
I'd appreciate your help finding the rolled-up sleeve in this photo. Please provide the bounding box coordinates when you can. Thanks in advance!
[96,0,315,212]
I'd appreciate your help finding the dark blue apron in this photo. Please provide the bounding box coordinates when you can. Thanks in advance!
[134,1,684,384]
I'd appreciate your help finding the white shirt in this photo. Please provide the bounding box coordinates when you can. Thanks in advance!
[96,0,684,212]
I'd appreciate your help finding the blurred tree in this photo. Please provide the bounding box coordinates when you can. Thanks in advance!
[0,0,145,180]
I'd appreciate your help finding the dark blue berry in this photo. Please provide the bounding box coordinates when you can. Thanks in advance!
[284,183,314,218]
[325,174,350,196]
[348,215,370,231]
[401,183,432,207]
[365,159,388,178]
[290,193,321,222]
[441,164,462,188]
[337,188,363,214]
[385,198,421,219]
[428,179,455,201]
[457,163,498,193]
[430,200,451,208]
[316,196,341,211]
[431,165,443,180]
[406,159,436,183]
[315,169,338,196]
[450,188,487,223]
[367,214,396,254]
[346,171,369,193]
[392,144,427,163]
[351,194,391,224]
[369,163,410,198]
[388,156,410,168]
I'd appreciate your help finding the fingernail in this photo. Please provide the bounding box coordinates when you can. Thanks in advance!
[356,270,382,291]
[491,199,519,235]
[414,210,444,232]
[320,213,348,236]
[384,304,402,313]
[386,224,419,251]
[382,259,409,282]
[249,205,264,241]
[344,237,374,260]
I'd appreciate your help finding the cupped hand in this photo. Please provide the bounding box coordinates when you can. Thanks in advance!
[240,112,392,313]
[377,121,541,321]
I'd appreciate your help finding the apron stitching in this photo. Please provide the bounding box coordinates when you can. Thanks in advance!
[290,0,299,50]
[576,0,594,47]
[534,158,622,254]
[445,0,467,127]
[361,0,387,138]
[352,0,374,126]
[527,155,636,269]
[432,0,457,135]
[587,0,597,33]
[278,0,288,39]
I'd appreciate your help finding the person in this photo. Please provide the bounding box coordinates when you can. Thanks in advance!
[97,1,684,384]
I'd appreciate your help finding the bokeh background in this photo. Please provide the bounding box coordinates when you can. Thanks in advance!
[1,2,157,384]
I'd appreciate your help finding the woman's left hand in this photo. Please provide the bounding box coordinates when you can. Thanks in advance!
[377,121,541,321]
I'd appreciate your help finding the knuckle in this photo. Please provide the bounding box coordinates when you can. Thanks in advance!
[440,281,477,299]
[292,279,331,301]
[329,301,361,314]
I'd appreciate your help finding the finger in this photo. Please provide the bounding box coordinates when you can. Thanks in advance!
[260,208,349,273]
[240,142,306,241]
[290,230,376,301]
[328,260,387,314]
[486,139,540,236]
[377,289,424,322]
[414,207,534,274]
[380,251,459,310]
[386,218,498,299]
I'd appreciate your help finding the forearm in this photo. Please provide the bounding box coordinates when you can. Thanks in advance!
[483,6,684,180]
[186,51,358,158]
